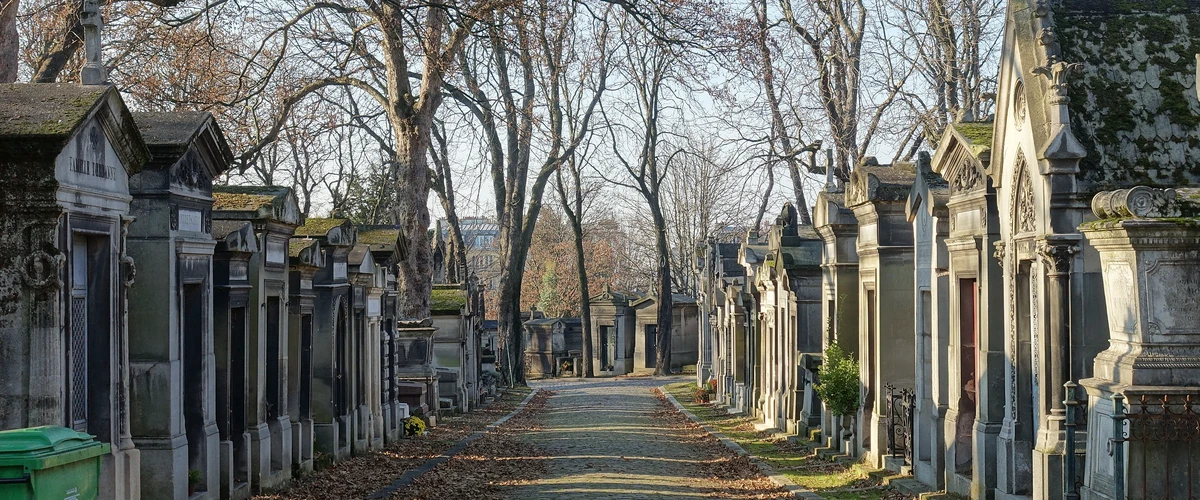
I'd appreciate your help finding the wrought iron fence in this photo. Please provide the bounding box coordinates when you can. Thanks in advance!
[1111,392,1200,500]
[884,383,915,465]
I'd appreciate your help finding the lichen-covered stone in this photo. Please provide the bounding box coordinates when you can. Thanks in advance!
[1056,2,1200,189]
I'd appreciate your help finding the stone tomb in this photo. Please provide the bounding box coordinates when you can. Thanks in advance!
[0,83,148,500]
[357,226,404,443]
[291,218,357,461]
[348,243,384,451]
[212,186,301,490]
[845,163,917,466]
[432,283,483,410]
[287,237,323,474]
[752,204,822,434]
[211,220,257,499]
[523,317,580,379]
[589,288,638,376]
[813,188,860,449]
[1080,188,1200,499]
[907,150,951,490]
[126,111,231,499]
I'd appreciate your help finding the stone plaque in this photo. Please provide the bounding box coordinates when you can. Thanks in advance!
[1145,260,1200,335]
[266,239,287,265]
[178,209,203,233]
[230,261,248,282]
[1104,261,1136,334]
[333,261,347,280]
[368,297,380,317]
[300,279,313,290]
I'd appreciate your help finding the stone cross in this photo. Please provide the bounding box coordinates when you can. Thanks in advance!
[81,0,105,85]
[823,148,836,192]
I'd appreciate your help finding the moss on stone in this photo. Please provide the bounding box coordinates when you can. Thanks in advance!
[431,287,467,314]
[295,217,348,237]
[953,122,994,156]
[357,227,401,245]
[1056,9,1200,190]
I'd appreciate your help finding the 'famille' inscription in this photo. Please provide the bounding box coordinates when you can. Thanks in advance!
[71,157,116,180]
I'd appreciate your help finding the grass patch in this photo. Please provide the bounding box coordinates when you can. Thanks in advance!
[661,382,893,498]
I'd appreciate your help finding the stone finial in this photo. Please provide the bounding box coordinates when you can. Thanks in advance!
[1031,59,1082,105]
[1091,186,1182,219]
[81,0,106,85]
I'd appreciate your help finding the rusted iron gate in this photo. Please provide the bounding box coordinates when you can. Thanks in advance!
[1110,392,1200,499]
[884,383,915,465]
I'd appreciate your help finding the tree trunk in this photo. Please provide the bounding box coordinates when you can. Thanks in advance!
[0,0,17,83]
[498,261,526,385]
[569,217,595,377]
[650,202,673,376]
[392,122,433,320]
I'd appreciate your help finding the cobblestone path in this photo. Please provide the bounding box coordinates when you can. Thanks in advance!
[502,376,767,499]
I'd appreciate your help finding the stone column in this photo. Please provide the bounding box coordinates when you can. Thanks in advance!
[1079,187,1200,499]
[1033,236,1079,500]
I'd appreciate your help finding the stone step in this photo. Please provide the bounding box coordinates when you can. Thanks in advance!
[918,491,967,500]
[888,477,937,497]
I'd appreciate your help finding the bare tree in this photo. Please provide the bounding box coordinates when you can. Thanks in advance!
[444,0,609,384]
[777,0,908,180]
[604,11,679,376]
[661,137,750,297]
[751,0,818,223]
[882,0,1003,155]
[430,120,469,284]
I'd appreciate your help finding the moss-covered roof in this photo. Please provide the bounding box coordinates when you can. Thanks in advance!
[212,185,290,211]
[295,217,349,237]
[953,122,994,157]
[0,84,108,138]
[357,226,401,245]
[289,238,317,258]
[1054,1,1200,189]
[132,111,208,146]
[431,286,467,314]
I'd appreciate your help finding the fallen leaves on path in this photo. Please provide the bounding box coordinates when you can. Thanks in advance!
[650,388,794,499]
[253,389,533,500]
[390,390,555,499]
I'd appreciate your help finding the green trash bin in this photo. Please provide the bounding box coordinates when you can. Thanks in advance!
[0,426,110,500]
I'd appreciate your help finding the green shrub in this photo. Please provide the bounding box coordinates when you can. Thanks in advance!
[813,343,862,417]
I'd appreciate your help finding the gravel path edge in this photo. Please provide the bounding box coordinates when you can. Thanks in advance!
[658,386,826,500]
[364,389,542,499]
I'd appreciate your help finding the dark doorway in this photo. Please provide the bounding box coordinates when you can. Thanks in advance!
[865,289,877,449]
[955,279,978,473]
[599,326,613,369]
[70,234,112,443]
[183,284,207,487]
[645,325,658,368]
[1014,264,1035,493]
[266,297,281,420]
[300,314,313,419]
[230,306,249,484]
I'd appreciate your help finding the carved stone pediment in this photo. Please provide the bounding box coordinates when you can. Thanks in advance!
[169,148,213,192]
[218,221,258,254]
[289,238,324,268]
[845,170,878,207]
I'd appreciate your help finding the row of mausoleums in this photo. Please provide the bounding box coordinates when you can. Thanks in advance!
[522,292,700,379]
[698,2,1200,499]
[0,83,490,500]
